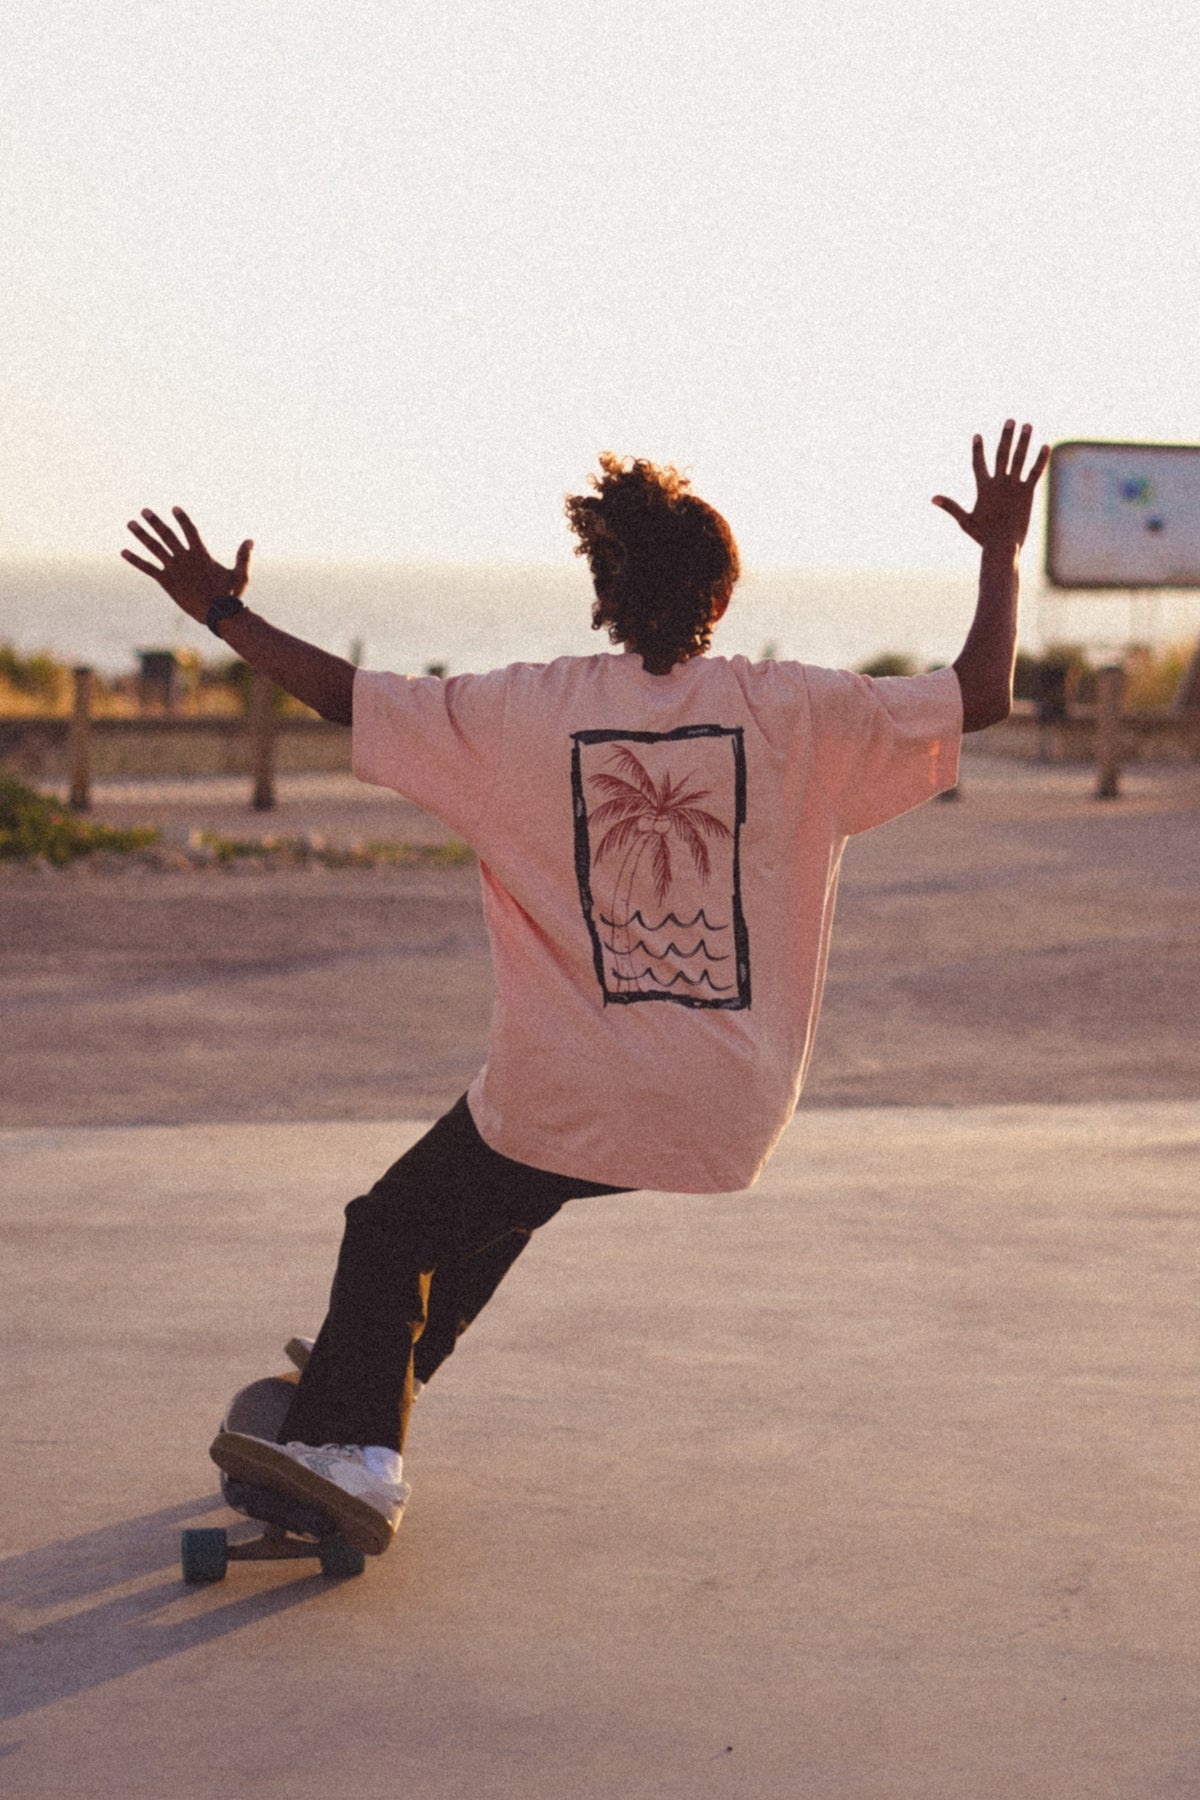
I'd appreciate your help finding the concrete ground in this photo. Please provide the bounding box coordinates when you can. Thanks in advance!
[2,751,1199,1797]
[3,1105,1199,1800]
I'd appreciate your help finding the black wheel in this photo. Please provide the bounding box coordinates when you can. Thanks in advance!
[319,1537,366,1578]
[181,1527,229,1583]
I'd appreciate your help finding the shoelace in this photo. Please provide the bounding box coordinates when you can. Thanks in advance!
[283,1442,364,1454]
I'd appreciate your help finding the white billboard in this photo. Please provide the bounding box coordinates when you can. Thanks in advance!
[1045,441,1200,589]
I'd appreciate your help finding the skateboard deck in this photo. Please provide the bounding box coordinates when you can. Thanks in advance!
[181,1373,366,1582]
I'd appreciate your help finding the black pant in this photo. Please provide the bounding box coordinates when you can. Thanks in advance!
[279,1095,628,1453]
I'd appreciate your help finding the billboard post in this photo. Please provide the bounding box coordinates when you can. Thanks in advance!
[1094,665,1124,801]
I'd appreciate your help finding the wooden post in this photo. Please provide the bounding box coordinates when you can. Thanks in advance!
[1095,663,1124,800]
[1172,637,1200,713]
[250,669,277,812]
[68,666,93,811]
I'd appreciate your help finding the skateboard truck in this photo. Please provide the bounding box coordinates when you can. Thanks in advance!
[182,1522,365,1582]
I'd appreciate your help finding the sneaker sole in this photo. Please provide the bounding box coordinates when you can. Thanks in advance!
[209,1432,399,1556]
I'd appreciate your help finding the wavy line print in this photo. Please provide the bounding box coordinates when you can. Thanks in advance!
[600,937,731,963]
[608,966,735,993]
[599,908,729,933]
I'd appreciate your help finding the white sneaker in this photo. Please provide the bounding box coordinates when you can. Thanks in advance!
[210,1432,410,1556]
[285,1336,424,1400]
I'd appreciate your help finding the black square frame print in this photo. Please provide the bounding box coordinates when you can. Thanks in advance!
[571,724,750,1009]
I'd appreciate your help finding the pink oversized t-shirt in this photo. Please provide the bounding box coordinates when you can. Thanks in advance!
[353,651,961,1192]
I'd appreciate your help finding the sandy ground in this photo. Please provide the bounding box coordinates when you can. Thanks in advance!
[6,749,1199,1125]
[3,748,1199,1798]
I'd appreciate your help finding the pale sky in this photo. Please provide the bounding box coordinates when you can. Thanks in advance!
[3,0,1200,575]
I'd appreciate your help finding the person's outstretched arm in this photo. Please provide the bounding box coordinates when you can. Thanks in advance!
[121,507,355,726]
[933,420,1049,733]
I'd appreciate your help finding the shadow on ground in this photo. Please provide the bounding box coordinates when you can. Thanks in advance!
[0,1497,341,1727]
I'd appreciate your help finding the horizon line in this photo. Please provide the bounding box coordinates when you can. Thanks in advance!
[0,552,979,583]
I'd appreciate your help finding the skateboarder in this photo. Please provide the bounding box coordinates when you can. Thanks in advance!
[124,422,1048,1555]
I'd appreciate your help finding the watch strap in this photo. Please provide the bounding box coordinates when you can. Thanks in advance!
[206,594,247,637]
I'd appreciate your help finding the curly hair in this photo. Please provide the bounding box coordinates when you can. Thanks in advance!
[564,454,740,675]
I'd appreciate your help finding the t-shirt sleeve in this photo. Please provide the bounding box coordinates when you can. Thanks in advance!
[804,663,962,836]
[351,665,509,842]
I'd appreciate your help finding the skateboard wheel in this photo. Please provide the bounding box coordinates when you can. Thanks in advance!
[182,1527,229,1583]
[319,1537,366,1578]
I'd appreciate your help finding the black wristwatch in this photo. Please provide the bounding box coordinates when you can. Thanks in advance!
[206,594,247,637]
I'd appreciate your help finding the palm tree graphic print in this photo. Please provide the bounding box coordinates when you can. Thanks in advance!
[571,725,751,1009]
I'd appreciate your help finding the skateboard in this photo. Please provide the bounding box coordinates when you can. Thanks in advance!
[181,1371,367,1582]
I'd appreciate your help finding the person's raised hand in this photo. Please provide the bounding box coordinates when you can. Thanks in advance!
[122,507,253,624]
[932,421,1049,551]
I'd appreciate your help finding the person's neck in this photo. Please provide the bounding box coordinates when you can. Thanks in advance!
[623,646,702,676]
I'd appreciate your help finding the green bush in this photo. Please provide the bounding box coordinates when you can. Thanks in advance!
[1014,646,1098,707]
[0,777,159,864]
[0,643,68,701]
[856,652,918,678]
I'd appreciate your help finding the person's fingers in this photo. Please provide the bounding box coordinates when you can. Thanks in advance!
[233,539,254,591]
[171,507,205,552]
[126,520,170,562]
[971,433,988,487]
[1010,422,1033,479]
[931,495,970,529]
[1027,443,1051,487]
[994,418,1015,477]
[141,508,185,555]
[121,548,166,581]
